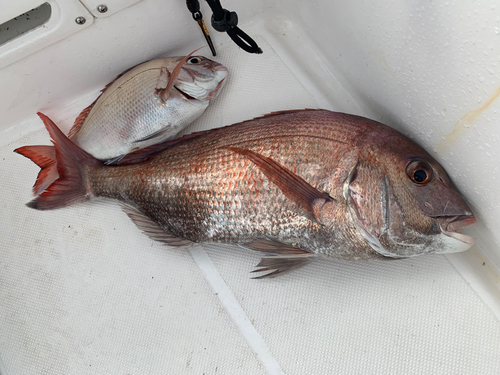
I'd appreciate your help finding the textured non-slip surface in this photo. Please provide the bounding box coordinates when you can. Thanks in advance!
[1,37,499,374]
[204,243,500,374]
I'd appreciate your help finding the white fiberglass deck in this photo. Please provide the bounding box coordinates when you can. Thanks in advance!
[1,1,500,374]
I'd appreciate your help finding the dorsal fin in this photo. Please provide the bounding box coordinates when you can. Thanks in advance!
[68,101,96,139]
[247,108,319,121]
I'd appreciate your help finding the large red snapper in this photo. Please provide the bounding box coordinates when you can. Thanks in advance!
[17,53,228,195]
[15,109,476,278]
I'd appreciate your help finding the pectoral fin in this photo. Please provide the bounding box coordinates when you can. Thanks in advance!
[132,126,173,144]
[154,67,171,98]
[240,238,316,279]
[227,147,333,223]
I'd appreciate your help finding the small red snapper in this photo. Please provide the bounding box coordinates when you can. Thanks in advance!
[17,53,228,195]
[71,55,228,161]
[16,109,476,278]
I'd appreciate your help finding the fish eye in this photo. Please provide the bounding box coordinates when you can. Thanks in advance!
[406,160,433,185]
[187,57,202,64]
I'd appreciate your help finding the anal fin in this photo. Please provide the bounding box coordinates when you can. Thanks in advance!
[240,238,316,279]
[120,204,193,247]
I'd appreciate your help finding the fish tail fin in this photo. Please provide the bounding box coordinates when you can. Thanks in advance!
[15,112,102,210]
[14,145,59,195]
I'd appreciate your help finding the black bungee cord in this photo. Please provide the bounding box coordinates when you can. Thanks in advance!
[186,0,263,56]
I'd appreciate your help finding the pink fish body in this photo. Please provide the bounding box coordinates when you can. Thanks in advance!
[16,109,476,278]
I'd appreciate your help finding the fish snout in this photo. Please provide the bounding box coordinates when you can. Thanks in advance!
[213,62,228,73]
[436,213,476,247]
[213,65,228,82]
[446,214,476,232]
[205,63,228,85]
[423,195,474,217]
[435,212,476,234]
[181,60,228,83]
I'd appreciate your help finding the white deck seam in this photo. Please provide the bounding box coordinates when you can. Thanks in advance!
[445,254,500,322]
[189,246,285,375]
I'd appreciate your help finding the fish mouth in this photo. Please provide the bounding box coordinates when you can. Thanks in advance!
[213,64,229,73]
[436,215,476,246]
[205,77,226,101]
[180,64,228,83]
[175,77,226,102]
[175,86,197,101]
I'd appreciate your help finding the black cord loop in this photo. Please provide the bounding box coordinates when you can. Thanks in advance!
[227,27,262,54]
[186,0,262,54]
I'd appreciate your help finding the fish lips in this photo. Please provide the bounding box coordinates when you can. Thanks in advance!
[435,215,477,246]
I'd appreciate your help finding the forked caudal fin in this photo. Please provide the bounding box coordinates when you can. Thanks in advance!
[14,145,58,195]
[14,112,102,210]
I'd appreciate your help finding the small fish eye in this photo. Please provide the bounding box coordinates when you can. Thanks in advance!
[188,57,201,64]
[406,160,433,185]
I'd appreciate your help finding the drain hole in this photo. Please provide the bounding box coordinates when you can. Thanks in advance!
[0,3,52,46]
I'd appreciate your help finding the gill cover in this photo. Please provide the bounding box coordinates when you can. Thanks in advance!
[346,160,475,257]
[345,161,438,257]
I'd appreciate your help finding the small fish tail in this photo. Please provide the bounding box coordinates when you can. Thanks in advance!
[16,112,102,210]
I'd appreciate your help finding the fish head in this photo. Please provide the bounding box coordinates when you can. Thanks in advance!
[400,156,476,249]
[174,56,228,103]
[349,125,476,258]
